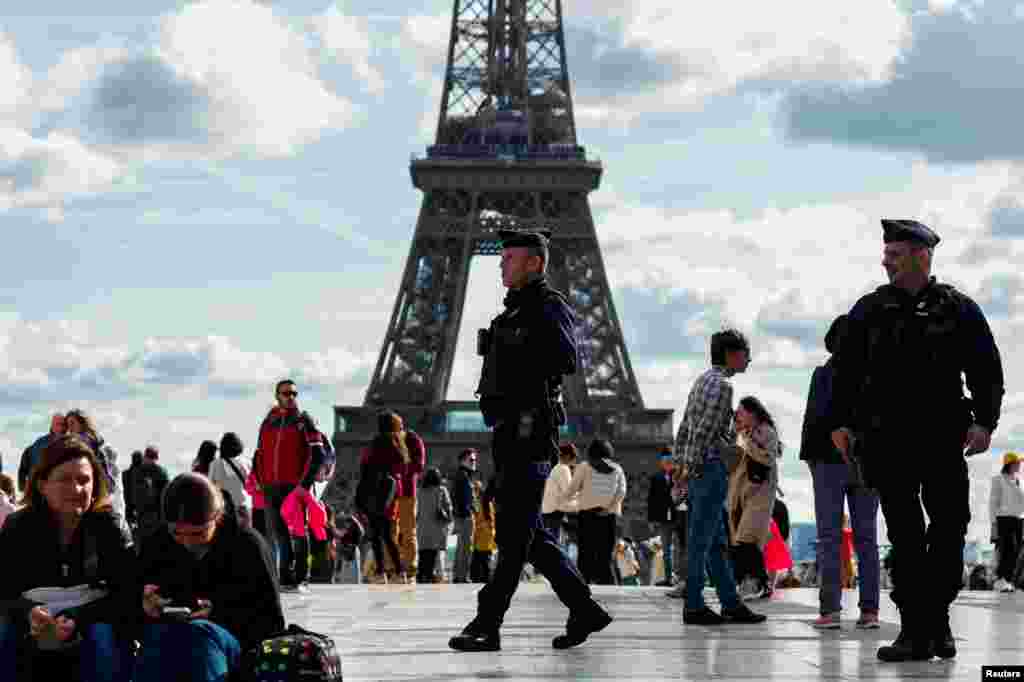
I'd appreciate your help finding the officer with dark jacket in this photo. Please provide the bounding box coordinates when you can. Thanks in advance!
[830,219,1004,663]
[449,230,612,653]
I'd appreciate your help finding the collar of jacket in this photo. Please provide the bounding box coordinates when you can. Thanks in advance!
[503,276,549,310]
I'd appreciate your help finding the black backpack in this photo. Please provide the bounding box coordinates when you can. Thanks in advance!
[355,462,396,518]
[246,624,343,682]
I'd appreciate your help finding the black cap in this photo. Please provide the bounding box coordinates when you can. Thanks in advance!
[881,219,940,248]
[498,229,551,249]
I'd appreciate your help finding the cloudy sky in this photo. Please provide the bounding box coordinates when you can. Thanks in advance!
[1,0,1021,543]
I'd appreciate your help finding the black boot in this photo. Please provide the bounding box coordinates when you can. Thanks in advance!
[552,602,613,649]
[932,610,956,660]
[877,610,933,663]
[448,619,501,652]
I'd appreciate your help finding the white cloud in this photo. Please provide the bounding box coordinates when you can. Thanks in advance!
[34,46,129,116]
[571,0,909,127]
[311,4,386,93]
[145,0,355,158]
[0,32,32,126]
[0,128,123,213]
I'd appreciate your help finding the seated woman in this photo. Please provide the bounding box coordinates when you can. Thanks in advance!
[135,473,284,682]
[0,434,135,681]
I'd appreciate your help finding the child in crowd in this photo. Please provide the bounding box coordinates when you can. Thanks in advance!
[0,473,17,530]
[470,478,497,583]
[615,539,641,586]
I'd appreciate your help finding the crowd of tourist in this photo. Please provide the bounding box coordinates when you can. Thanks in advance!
[0,218,1017,677]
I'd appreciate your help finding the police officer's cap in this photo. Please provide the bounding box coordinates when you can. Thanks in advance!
[498,229,552,250]
[881,219,940,248]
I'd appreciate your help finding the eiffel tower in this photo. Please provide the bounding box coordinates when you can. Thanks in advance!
[331,0,673,533]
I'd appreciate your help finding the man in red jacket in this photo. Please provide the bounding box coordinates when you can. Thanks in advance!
[253,379,329,592]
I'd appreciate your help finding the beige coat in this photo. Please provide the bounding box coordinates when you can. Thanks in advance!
[727,422,779,548]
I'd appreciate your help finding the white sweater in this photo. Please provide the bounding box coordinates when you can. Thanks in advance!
[990,474,1024,520]
[542,463,579,514]
[563,460,626,515]
[209,456,253,511]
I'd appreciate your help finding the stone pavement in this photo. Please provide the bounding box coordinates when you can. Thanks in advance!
[281,585,1022,680]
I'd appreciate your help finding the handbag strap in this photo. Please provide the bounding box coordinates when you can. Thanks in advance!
[224,458,247,487]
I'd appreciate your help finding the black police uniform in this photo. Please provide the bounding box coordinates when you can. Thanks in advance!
[449,230,610,652]
[831,219,1004,661]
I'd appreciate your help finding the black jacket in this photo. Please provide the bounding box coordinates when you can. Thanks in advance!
[831,279,1004,434]
[136,510,284,650]
[646,472,675,524]
[0,507,136,633]
[451,466,474,520]
[799,358,844,464]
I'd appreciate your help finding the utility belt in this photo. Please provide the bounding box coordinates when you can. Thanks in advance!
[492,411,558,462]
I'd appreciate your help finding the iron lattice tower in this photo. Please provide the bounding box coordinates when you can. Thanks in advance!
[332,0,672,532]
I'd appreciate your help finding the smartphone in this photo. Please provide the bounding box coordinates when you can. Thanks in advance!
[161,606,192,623]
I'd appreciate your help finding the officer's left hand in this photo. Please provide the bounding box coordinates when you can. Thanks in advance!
[963,424,991,457]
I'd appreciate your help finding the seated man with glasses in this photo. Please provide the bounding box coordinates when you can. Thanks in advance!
[134,473,284,682]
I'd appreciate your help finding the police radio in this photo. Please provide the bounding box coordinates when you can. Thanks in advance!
[477,328,492,357]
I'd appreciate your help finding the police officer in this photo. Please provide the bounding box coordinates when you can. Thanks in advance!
[448,229,612,653]
[830,219,1004,663]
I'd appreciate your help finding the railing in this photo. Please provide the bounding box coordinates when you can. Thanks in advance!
[415,144,589,162]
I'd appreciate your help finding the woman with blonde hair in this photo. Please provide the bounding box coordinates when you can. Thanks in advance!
[728,396,783,600]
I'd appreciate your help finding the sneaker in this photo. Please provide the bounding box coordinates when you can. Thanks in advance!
[1000,579,1015,593]
[856,611,880,630]
[655,578,675,587]
[683,606,726,625]
[721,603,767,624]
[994,578,1009,592]
[296,582,312,595]
[279,584,300,594]
[813,613,841,629]
[666,584,686,599]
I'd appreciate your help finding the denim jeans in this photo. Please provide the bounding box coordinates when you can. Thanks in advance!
[684,458,739,611]
[810,461,881,615]
[136,620,241,682]
[265,484,298,584]
[0,617,131,682]
[658,521,683,581]
[453,517,474,582]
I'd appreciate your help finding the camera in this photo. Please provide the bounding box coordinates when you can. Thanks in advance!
[476,328,492,357]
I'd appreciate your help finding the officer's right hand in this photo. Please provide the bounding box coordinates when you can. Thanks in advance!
[831,428,852,457]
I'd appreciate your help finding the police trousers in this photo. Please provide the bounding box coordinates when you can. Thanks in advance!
[475,425,594,631]
[870,427,970,629]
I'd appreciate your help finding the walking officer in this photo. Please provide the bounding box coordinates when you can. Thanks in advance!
[448,229,612,653]
[830,219,1004,662]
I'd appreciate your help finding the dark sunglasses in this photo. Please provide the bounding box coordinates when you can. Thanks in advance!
[279,391,298,398]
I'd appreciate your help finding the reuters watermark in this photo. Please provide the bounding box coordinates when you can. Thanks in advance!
[983,667,1024,680]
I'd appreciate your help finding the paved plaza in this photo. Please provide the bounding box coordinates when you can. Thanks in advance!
[281,584,1022,681]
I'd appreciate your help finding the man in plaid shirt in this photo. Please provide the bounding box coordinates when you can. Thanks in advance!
[674,329,766,625]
